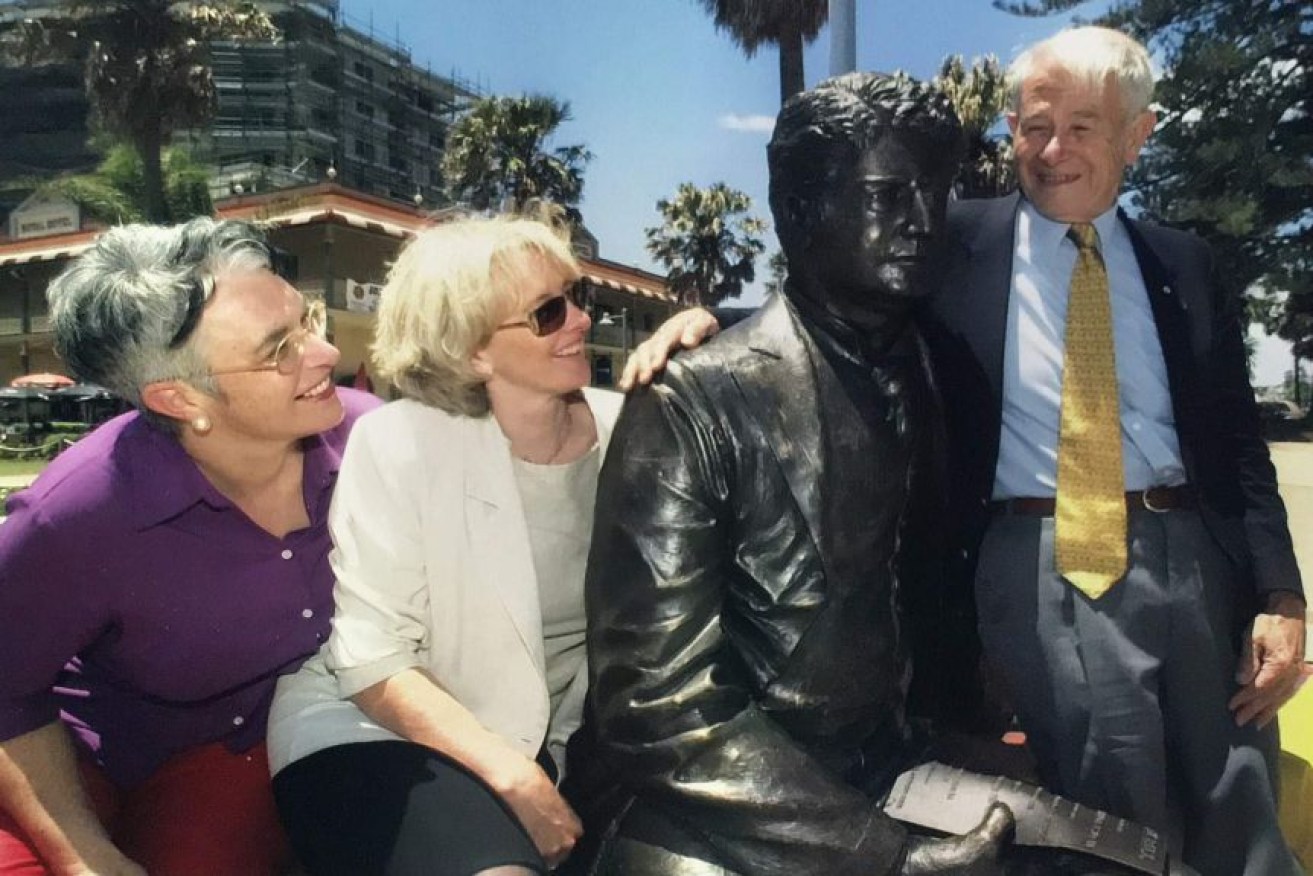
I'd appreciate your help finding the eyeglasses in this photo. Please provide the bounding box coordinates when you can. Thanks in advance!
[496,281,585,337]
[208,300,328,377]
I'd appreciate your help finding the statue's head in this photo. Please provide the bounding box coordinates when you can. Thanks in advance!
[768,72,964,327]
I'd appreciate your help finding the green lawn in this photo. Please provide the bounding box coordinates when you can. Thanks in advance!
[0,459,44,508]
[0,458,48,478]
[0,431,78,484]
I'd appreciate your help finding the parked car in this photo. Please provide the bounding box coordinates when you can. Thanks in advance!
[1258,400,1304,422]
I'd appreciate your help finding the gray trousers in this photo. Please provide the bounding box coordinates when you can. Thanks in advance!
[976,505,1304,876]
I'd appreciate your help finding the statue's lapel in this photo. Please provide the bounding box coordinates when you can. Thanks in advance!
[730,296,828,560]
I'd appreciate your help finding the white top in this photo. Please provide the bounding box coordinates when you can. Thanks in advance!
[513,448,599,719]
[267,388,623,778]
[993,200,1186,499]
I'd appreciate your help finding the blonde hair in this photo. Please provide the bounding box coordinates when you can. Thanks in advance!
[372,215,581,416]
[1009,26,1155,119]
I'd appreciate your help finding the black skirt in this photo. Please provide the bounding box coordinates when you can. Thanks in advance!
[273,740,546,876]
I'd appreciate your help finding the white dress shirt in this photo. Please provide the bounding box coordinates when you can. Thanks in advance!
[993,200,1185,499]
[513,447,598,720]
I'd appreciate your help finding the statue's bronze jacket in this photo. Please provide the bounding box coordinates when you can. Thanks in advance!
[566,294,953,875]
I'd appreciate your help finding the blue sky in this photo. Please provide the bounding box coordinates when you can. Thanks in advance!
[335,0,1294,387]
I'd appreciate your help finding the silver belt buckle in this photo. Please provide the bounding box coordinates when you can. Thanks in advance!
[1141,487,1170,513]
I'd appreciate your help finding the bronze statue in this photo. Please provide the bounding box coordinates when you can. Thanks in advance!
[563,72,1013,876]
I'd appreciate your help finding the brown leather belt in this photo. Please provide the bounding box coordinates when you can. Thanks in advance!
[991,485,1195,517]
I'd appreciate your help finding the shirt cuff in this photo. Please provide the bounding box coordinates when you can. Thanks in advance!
[330,653,424,699]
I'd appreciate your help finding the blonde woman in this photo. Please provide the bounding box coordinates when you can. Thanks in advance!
[267,216,621,876]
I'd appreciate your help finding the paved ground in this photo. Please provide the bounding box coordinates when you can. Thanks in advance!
[1271,443,1313,589]
[1271,443,1313,766]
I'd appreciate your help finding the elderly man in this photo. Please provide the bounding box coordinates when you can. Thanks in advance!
[565,72,1013,876]
[923,27,1303,875]
[631,26,1306,876]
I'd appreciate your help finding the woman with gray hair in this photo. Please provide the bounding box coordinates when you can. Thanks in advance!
[267,214,621,876]
[0,217,379,875]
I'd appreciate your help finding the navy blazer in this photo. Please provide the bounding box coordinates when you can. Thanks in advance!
[920,193,1303,634]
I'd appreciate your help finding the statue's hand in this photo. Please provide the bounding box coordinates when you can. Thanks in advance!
[618,307,720,390]
[901,802,1014,875]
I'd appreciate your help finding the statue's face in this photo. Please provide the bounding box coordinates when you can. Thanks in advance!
[800,130,956,327]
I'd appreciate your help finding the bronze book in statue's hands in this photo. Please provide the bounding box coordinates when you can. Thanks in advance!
[884,762,1201,876]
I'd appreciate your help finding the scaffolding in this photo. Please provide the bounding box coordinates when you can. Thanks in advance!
[182,0,480,206]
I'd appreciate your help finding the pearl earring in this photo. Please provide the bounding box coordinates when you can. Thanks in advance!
[191,415,212,435]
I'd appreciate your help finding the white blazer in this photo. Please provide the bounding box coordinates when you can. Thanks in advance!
[267,388,624,776]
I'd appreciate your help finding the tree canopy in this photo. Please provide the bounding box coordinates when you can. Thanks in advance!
[0,1,277,223]
[646,182,767,307]
[697,0,827,103]
[440,94,592,221]
[994,0,1312,356]
[934,54,1015,199]
[42,142,214,226]
[763,249,787,299]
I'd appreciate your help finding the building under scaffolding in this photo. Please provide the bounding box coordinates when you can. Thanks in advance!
[184,0,480,206]
[0,0,481,209]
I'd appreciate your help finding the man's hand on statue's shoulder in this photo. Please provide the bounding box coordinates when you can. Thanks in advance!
[618,308,720,390]
[1230,590,1308,727]
[901,802,1013,875]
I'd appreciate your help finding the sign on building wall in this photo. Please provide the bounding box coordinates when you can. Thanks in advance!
[345,279,382,313]
[8,193,81,240]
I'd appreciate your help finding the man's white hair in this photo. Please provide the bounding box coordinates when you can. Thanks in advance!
[1009,26,1155,119]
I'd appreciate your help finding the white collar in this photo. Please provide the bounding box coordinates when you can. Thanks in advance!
[1018,198,1120,258]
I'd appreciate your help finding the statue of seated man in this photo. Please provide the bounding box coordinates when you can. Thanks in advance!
[563,71,1014,876]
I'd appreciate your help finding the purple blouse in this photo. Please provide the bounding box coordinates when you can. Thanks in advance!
[0,389,380,787]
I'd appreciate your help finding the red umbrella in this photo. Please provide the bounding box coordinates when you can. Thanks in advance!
[11,373,74,390]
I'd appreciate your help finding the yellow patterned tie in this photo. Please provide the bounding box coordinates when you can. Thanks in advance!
[1055,223,1126,598]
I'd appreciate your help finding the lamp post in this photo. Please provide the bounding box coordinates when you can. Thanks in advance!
[829,0,856,75]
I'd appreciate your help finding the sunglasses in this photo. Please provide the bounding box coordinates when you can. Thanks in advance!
[208,300,328,378]
[496,281,586,337]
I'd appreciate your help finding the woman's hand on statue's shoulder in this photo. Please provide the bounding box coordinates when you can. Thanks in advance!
[619,307,720,390]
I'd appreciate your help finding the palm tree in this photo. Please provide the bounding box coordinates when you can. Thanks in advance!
[0,1,277,223]
[646,182,767,307]
[8,142,215,228]
[934,55,1015,199]
[38,142,215,226]
[698,0,828,103]
[441,95,592,220]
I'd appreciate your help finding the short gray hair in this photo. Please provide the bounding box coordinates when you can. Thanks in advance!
[1009,26,1155,119]
[48,217,271,424]
[372,215,580,417]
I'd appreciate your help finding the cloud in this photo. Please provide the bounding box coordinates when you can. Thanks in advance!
[718,113,775,133]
